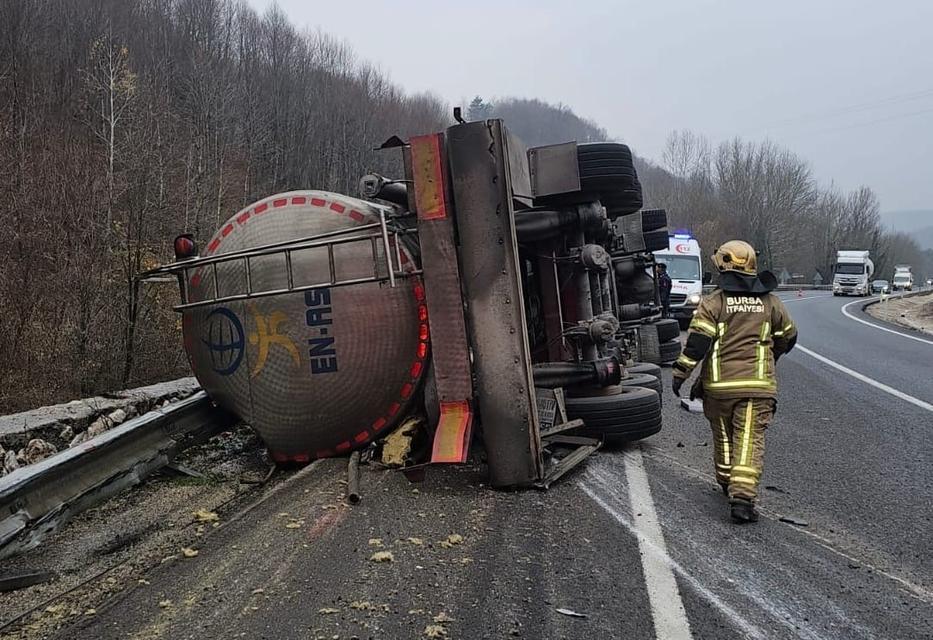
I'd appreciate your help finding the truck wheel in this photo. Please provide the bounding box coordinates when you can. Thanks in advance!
[620,372,662,403]
[565,386,662,443]
[637,324,662,364]
[627,362,662,378]
[640,208,668,232]
[642,229,669,253]
[659,338,682,365]
[654,318,680,342]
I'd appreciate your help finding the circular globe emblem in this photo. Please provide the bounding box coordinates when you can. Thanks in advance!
[202,307,245,376]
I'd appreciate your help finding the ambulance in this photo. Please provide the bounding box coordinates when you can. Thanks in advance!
[653,233,703,329]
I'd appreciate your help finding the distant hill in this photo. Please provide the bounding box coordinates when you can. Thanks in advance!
[482,97,610,148]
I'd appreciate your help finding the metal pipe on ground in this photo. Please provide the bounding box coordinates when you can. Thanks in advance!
[346,451,361,505]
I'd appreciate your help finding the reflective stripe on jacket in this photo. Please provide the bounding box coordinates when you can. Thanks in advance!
[673,290,797,399]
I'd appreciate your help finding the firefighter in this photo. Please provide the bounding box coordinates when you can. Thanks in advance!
[657,262,672,317]
[670,240,797,523]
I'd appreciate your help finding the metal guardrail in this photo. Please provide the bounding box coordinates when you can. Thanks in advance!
[775,284,832,291]
[0,391,236,559]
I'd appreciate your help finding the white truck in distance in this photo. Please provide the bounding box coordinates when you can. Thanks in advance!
[833,250,874,297]
[653,233,702,329]
[892,265,914,291]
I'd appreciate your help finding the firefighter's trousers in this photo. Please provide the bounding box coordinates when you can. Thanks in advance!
[702,397,775,502]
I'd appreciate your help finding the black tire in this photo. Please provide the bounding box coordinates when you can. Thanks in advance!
[640,208,668,232]
[653,318,680,342]
[642,229,670,253]
[577,142,634,158]
[627,362,662,378]
[660,338,682,364]
[637,324,662,364]
[578,158,636,171]
[565,386,662,442]
[620,372,662,403]
[579,169,638,180]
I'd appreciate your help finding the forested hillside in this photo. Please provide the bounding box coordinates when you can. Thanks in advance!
[0,0,447,411]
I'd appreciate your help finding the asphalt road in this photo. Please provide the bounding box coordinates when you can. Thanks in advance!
[32,292,933,640]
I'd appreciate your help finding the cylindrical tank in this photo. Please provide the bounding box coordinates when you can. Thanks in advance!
[181,190,427,462]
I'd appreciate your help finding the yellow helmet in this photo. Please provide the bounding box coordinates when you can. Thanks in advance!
[713,240,758,275]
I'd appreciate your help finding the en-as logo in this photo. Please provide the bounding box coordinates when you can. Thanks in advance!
[247,305,300,378]
[305,289,338,374]
[202,307,245,376]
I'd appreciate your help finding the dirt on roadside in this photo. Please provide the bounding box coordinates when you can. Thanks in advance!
[0,425,270,640]
[867,291,933,335]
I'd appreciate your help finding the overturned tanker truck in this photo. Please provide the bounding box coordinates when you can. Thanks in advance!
[139,118,677,488]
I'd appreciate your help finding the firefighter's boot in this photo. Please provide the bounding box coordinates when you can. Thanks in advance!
[730,498,759,523]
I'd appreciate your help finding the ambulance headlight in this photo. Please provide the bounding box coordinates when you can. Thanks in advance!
[688,294,701,305]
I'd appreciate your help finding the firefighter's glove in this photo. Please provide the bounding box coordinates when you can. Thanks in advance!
[689,378,704,401]
[671,376,684,397]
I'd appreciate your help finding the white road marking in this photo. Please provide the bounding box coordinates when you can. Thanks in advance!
[796,345,933,413]
[840,297,933,346]
[620,448,693,639]
[582,466,767,640]
[780,294,831,302]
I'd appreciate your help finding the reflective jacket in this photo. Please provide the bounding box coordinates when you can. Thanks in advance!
[672,289,797,399]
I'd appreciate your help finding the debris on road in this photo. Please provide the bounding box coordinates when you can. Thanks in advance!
[193,509,219,523]
[439,534,463,548]
[318,607,340,614]
[181,547,199,558]
[556,607,588,618]
[380,417,423,467]
[370,551,394,563]
[779,516,809,527]
[680,397,704,413]
[346,450,362,505]
[368,538,384,547]
[424,624,448,637]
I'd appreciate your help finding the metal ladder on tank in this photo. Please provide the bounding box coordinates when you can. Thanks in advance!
[138,211,420,312]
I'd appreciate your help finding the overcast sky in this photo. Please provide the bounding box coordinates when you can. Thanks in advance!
[250,0,932,215]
